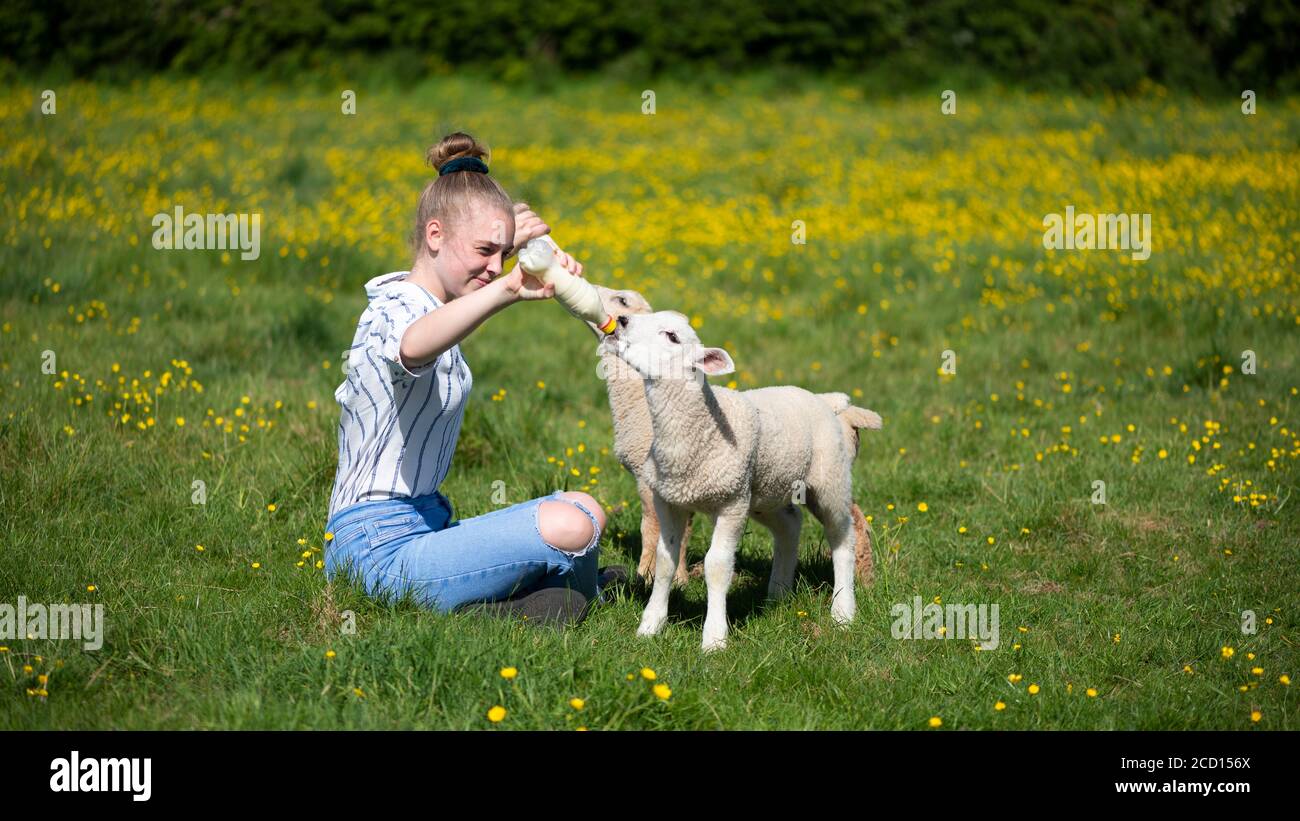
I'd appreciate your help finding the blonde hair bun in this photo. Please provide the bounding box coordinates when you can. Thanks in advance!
[426,132,490,173]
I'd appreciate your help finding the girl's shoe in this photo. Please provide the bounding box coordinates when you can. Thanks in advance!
[458,587,590,627]
[596,565,630,603]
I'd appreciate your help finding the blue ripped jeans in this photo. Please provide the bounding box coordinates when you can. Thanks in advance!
[324,489,603,613]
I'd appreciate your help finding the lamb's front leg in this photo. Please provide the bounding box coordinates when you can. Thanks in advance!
[637,494,689,638]
[701,505,751,652]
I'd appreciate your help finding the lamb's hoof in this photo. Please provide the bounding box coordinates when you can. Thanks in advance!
[702,619,728,651]
[672,572,690,589]
[830,602,856,626]
[701,635,727,653]
[637,610,667,637]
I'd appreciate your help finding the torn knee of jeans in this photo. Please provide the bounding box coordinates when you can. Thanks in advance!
[559,494,605,536]
[537,499,602,558]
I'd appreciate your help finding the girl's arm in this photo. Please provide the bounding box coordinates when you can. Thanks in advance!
[398,279,519,370]
[398,245,584,371]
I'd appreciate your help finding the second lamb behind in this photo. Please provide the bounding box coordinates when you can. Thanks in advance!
[600,310,882,651]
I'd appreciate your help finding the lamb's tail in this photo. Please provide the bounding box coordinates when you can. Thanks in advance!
[817,392,883,457]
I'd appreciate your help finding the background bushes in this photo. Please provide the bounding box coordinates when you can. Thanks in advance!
[2,0,1298,91]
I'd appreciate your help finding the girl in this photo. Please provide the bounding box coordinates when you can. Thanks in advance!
[324,132,618,627]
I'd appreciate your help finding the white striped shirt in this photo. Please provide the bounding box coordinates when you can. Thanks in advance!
[328,271,473,520]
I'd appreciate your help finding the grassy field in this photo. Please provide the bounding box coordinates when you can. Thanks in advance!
[1,72,1297,729]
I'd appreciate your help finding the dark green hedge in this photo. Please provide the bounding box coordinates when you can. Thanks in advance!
[3,0,1296,91]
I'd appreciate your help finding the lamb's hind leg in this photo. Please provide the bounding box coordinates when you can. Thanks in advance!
[752,503,802,601]
[637,494,689,638]
[637,480,692,588]
[701,504,750,652]
[808,489,857,626]
[851,503,874,586]
[675,515,694,588]
[635,481,660,583]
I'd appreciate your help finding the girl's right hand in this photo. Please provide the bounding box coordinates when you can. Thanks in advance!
[503,265,556,302]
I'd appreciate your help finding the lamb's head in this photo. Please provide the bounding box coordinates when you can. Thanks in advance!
[599,310,735,381]
[585,285,654,340]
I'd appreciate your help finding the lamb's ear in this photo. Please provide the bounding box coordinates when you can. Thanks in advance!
[693,347,735,376]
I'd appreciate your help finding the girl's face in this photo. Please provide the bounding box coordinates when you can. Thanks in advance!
[430,205,514,300]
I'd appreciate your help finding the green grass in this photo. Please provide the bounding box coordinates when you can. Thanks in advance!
[0,70,1297,729]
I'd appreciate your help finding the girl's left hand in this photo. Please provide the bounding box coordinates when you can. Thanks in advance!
[508,202,549,255]
[550,244,584,278]
[507,204,584,277]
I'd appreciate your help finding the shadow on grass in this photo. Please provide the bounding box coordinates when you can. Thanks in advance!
[609,522,842,631]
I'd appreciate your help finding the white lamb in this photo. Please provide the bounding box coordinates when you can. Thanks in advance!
[583,286,696,587]
[599,309,882,651]
[584,285,875,590]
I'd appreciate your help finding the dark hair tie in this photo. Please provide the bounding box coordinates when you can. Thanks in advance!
[439,156,489,176]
